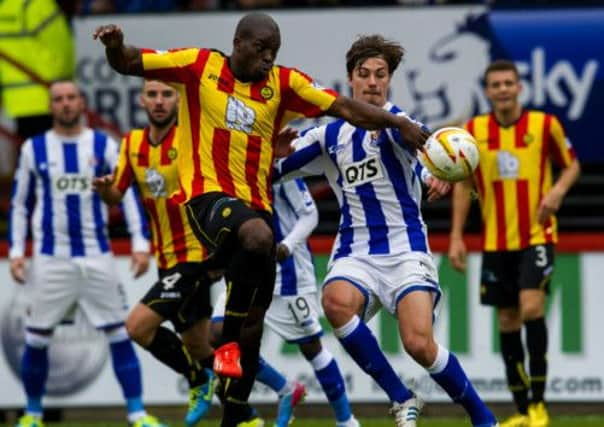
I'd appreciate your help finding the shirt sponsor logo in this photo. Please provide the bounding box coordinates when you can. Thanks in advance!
[496,150,520,179]
[342,156,383,189]
[225,96,256,134]
[145,167,167,198]
[54,175,90,193]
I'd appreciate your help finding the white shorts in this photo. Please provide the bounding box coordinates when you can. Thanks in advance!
[212,290,323,343]
[25,254,128,330]
[323,252,442,321]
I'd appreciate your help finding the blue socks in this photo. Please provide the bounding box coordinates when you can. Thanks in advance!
[428,344,496,426]
[21,329,145,422]
[311,348,352,423]
[335,315,412,404]
[21,343,48,415]
[256,356,287,393]
[109,334,144,416]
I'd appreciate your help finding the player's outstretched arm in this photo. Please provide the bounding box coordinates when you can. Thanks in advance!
[326,96,429,149]
[93,24,143,76]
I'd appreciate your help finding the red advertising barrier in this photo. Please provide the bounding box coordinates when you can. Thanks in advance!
[2,233,604,257]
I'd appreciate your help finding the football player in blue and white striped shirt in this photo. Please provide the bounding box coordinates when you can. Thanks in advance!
[8,80,166,427]
[274,35,499,427]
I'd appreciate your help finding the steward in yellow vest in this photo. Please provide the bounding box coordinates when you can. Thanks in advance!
[0,0,74,138]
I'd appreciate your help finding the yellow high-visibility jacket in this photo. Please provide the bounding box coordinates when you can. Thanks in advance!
[0,0,75,118]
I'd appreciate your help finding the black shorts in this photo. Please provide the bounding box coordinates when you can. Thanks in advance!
[185,192,273,267]
[141,262,213,333]
[480,243,554,308]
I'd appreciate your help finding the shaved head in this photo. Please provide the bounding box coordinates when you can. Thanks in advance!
[235,13,280,40]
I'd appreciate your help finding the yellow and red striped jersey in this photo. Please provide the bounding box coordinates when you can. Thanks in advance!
[465,110,576,252]
[114,126,207,269]
[141,48,338,212]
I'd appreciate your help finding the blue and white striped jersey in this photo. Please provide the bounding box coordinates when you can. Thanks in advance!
[9,128,149,259]
[272,178,318,296]
[274,103,431,262]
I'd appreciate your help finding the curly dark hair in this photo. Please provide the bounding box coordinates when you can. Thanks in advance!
[345,35,405,77]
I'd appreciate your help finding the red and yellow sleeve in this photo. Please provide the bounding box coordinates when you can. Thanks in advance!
[548,115,576,168]
[114,134,134,194]
[282,67,337,122]
[142,47,204,83]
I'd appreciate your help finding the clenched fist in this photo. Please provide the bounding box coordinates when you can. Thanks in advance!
[93,24,124,48]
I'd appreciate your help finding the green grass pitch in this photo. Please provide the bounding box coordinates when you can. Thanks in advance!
[33,416,604,427]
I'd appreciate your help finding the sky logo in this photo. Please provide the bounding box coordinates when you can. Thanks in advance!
[405,10,602,162]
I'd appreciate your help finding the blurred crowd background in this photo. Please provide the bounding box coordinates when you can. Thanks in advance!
[55,0,604,16]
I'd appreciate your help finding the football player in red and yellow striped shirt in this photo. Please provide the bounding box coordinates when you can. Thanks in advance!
[449,60,580,427]
[94,14,430,425]
[94,80,217,426]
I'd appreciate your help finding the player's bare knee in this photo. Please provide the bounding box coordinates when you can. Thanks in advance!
[402,333,434,366]
[238,219,273,254]
[520,302,544,321]
[322,292,356,327]
[125,316,151,346]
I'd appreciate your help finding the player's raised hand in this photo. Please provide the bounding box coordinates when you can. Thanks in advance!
[274,127,298,158]
[9,257,26,284]
[93,24,124,48]
[448,237,467,272]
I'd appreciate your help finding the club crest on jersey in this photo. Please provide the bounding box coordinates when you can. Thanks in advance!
[260,86,274,100]
[167,147,177,160]
[369,130,380,143]
[523,133,534,145]
[327,142,348,155]
[145,167,167,198]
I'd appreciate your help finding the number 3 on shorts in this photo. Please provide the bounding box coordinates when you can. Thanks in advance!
[535,245,548,268]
